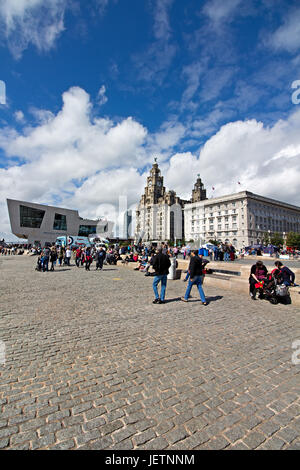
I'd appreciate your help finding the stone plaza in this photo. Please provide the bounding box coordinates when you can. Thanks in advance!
[0,256,299,450]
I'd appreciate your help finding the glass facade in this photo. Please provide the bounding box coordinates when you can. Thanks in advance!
[78,225,97,236]
[20,205,45,228]
[53,213,67,231]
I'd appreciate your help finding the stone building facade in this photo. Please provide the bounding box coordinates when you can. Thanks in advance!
[135,162,206,242]
[135,162,300,248]
[184,191,300,249]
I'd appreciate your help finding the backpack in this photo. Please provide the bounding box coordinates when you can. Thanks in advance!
[275,284,289,297]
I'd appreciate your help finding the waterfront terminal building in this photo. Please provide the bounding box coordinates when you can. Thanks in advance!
[7,199,113,246]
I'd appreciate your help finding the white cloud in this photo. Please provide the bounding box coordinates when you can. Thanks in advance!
[267,8,300,53]
[97,85,108,106]
[153,0,174,41]
[14,110,25,123]
[1,86,300,238]
[202,0,242,24]
[132,0,176,84]
[0,0,67,58]
[0,86,148,233]
[147,120,186,155]
[198,111,300,204]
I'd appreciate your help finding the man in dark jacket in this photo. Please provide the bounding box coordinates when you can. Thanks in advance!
[181,250,207,304]
[96,248,106,270]
[152,249,171,304]
[274,261,295,286]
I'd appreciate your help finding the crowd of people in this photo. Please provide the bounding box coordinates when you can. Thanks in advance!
[1,238,297,306]
[35,244,122,272]
[0,245,26,255]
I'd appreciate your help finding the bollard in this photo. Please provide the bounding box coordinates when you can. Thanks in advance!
[167,257,177,280]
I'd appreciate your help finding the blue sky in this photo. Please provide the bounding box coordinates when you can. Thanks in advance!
[0,0,300,238]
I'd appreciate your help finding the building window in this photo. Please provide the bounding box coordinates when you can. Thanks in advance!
[20,205,45,228]
[53,213,67,231]
[78,225,97,236]
[170,211,175,241]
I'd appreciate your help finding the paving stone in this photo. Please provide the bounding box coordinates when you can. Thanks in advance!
[258,437,286,450]
[76,430,101,446]
[99,420,124,436]
[38,421,63,436]
[83,417,106,431]
[31,434,56,450]
[134,429,157,446]
[164,427,189,445]
[0,426,18,439]
[243,431,267,449]
[84,436,114,450]
[229,441,250,450]
[50,439,76,450]
[138,437,169,450]
[112,425,137,444]
[72,402,93,415]
[224,424,248,443]
[208,436,231,449]
[1,256,299,450]
[56,425,83,441]
[276,427,300,444]
[0,438,9,449]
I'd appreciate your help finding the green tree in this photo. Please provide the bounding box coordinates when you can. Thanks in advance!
[270,232,284,246]
[286,232,300,249]
[208,239,218,246]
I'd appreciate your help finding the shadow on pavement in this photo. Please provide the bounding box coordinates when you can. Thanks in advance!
[206,295,223,302]
[164,297,182,303]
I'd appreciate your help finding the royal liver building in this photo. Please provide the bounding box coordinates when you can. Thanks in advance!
[135,161,206,242]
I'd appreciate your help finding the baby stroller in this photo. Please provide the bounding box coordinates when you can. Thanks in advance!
[257,272,291,305]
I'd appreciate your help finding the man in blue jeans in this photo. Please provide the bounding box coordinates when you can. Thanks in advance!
[152,248,171,304]
[181,250,207,305]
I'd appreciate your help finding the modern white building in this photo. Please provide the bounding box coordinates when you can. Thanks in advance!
[184,191,300,249]
[7,199,114,246]
[122,210,133,239]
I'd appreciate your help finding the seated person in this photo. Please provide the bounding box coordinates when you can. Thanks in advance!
[249,260,268,300]
[273,261,295,287]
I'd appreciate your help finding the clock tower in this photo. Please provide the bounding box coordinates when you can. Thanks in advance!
[145,159,165,204]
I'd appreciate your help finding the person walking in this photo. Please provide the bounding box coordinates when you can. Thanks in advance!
[75,247,82,267]
[58,247,64,267]
[96,247,106,270]
[85,248,92,271]
[50,246,57,271]
[65,246,71,266]
[181,250,207,305]
[152,248,171,304]
[42,246,50,272]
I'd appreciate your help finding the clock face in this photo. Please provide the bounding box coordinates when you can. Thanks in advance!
[149,181,152,186]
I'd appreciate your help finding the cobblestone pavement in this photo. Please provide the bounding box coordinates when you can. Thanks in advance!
[0,256,299,450]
